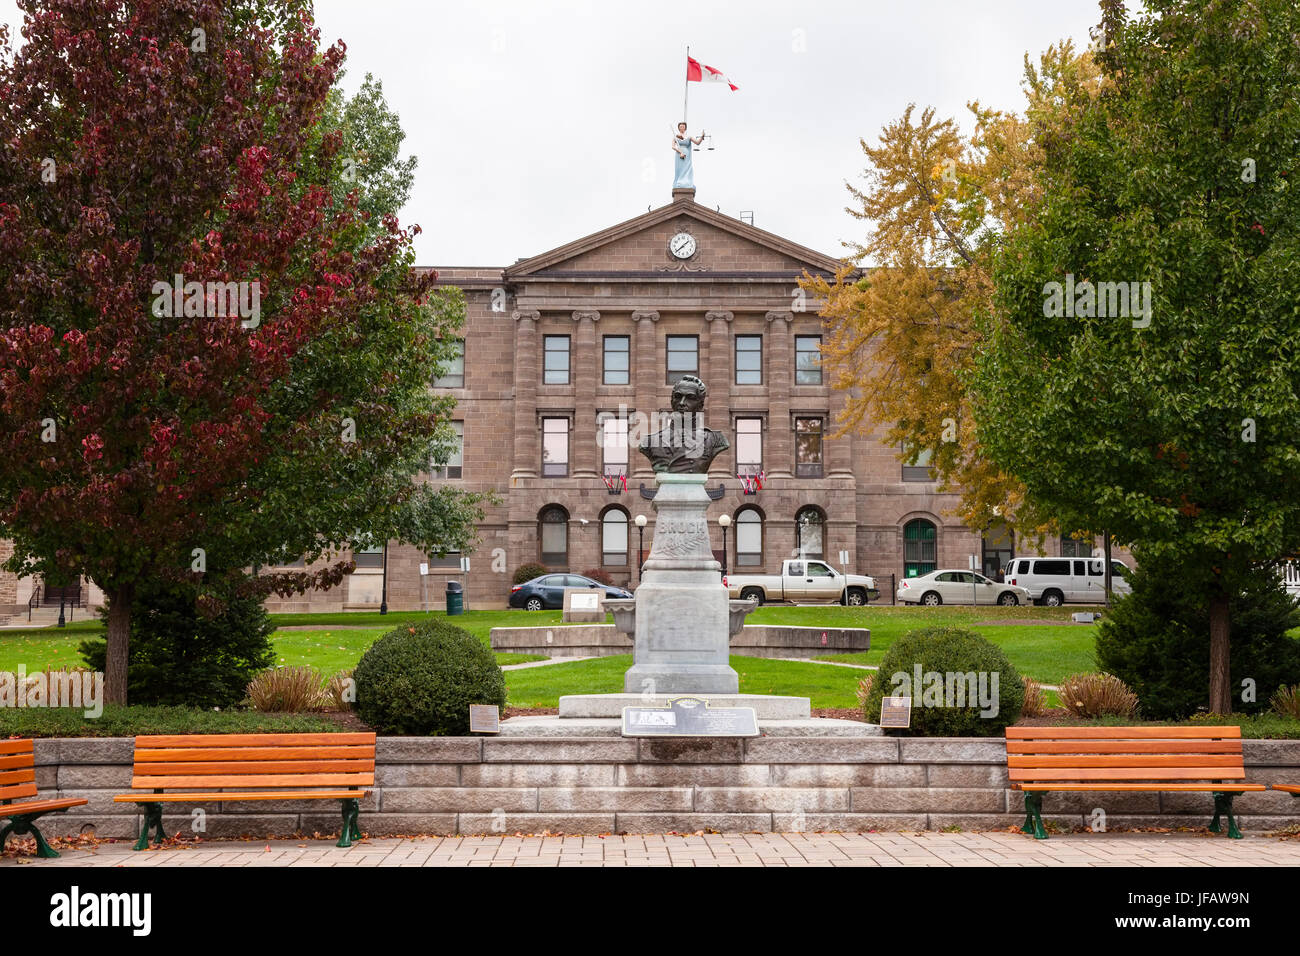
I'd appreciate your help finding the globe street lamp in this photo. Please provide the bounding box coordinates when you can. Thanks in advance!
[718,513,732,579]
[634,514,647,584]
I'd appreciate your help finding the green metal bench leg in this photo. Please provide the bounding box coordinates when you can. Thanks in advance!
[1021,793,1049,840]
[1209,793,1243,839]
[133,802,165,851]
[1,813,62,858]
[337,798,361,848]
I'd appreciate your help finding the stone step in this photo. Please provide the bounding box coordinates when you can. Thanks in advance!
[498,716,880,738]
[559,693,811,720]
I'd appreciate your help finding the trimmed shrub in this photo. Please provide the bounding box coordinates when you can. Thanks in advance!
[81,574,275,708]
[1058,672,1139,719]
[512,563,548,585]
[353,619,505,735]
[861,626,1024,736]
[581,567,614,586]
[1096,558,1300,718]
[246,666,328,713]
[1021,676,1049,718]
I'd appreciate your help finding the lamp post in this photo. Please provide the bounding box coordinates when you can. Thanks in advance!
[718,513,731,579]
[634,514,647,584]
[379,540,389,615]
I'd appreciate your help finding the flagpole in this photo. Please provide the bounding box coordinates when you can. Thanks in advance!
[682,45,689,124]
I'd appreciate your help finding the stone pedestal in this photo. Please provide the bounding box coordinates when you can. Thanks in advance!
[623,473,739,694]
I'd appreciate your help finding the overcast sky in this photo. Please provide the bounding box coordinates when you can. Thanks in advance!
[1,0,1110,265]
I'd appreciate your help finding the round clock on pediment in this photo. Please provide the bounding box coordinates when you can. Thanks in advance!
[669,231,698,260]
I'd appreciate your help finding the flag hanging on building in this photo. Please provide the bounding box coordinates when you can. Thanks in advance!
[686,56,738,91]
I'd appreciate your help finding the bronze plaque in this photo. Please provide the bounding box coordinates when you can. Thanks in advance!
[879,695,912,728]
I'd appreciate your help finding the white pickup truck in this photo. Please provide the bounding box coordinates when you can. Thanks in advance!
[724,559,877,606]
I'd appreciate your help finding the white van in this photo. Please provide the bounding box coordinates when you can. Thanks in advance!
[1003,556,1132,606]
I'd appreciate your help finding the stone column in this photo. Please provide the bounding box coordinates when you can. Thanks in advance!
[765,310,793,479]
[705,311,733,479]
[572,310,600,478]
[511,309,540,480]
[631,310,660,480]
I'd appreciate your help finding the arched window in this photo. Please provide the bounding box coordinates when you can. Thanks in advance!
[735,508,763,567]
[539,506,568,566]
[903,519,937,577]
[601,508,629,566]
[795,506,825,560]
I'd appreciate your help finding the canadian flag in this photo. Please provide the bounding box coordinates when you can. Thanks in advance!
[687,56,738,91]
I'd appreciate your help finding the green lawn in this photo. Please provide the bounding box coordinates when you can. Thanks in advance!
[502,654,867,710]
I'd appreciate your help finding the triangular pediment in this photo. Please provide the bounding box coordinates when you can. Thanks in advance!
[504,199,845,279]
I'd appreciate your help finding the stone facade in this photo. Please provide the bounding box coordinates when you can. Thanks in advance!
[0,190,1120,617]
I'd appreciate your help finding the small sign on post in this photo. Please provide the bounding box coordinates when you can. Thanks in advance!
[469,705,500,735]
[879,695,912,729]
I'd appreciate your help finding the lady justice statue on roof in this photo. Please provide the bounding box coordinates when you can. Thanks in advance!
[672,123,705,190]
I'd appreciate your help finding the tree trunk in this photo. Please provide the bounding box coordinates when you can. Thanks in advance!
[104,583,135,706]
[1208,590,1232,715]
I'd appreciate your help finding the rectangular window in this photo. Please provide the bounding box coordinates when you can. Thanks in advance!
[735,335,762,385]
[542,417,569,477]
[1033,560,1071,576]
[433,339,464,388]
[902,444,935,482]
[427,550,461,570]
[353,545,383,569]
[735,514,762,567]
[543,335,571,385]
[666,335,698,385]
[795,417,823,478]
[795,335,822,385]
[735,418,763,475]
[430,421,463,479]
[602,514,628,566]
[603,335,630,385]
[601,415,629,476]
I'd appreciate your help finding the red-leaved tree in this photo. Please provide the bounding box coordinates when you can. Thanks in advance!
[0,0,423,703]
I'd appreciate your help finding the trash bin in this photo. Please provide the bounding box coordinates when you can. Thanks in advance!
[445,580,464,616]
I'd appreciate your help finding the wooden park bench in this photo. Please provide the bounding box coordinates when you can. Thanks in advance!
[113,732,375,850]
[1,739,88,858]
[1006,726,1265,839]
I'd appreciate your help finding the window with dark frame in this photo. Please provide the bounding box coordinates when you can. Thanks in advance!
[795,335,822,385]
[666,335,698,385]
[602,509,629,566]
[901,444,935,482]
[430,421,463,479]
[601,415,629,477]
[735,508,763,567]
[427,551,461,570]
[735,417,763,475]
[353,545,383,569]
[795,417,824,478]
[433,339,464,388]
[1060,534,1089,557]
[540,507,568,565]
[542,417,569,477]
[543,335,571,385]
[735,335,762,385]
[603,335,630,385]
[796,507,825,559]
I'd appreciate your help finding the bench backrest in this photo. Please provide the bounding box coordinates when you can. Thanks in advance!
[1006,726,1247,786]
[0,739,38,803]
[130,732,376,791]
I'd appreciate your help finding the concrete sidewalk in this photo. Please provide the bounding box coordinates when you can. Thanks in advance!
[5,830,1298,867]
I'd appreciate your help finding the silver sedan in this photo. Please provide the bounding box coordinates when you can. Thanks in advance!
[896,570,1034,607]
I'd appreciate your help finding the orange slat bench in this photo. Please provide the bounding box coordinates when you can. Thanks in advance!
[113,732,375,850]
[1274,785,1300,797]
[0,738,87,858]
[1006,726,1265,839]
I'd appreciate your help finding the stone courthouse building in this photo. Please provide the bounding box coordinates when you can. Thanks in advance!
[276,184,1009,612]
[0,185,1050,619]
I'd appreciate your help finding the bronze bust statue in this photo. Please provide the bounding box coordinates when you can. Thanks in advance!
[638,375,730,473]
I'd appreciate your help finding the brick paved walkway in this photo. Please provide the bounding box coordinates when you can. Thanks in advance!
[5,831,1299,866]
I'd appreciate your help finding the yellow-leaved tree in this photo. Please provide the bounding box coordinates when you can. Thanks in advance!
[801,42,1101,538]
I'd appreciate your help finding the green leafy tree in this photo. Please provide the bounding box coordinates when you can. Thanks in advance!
[974,0,1300,713]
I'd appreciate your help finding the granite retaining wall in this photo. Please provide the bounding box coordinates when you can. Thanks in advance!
[25,736,1300,841]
